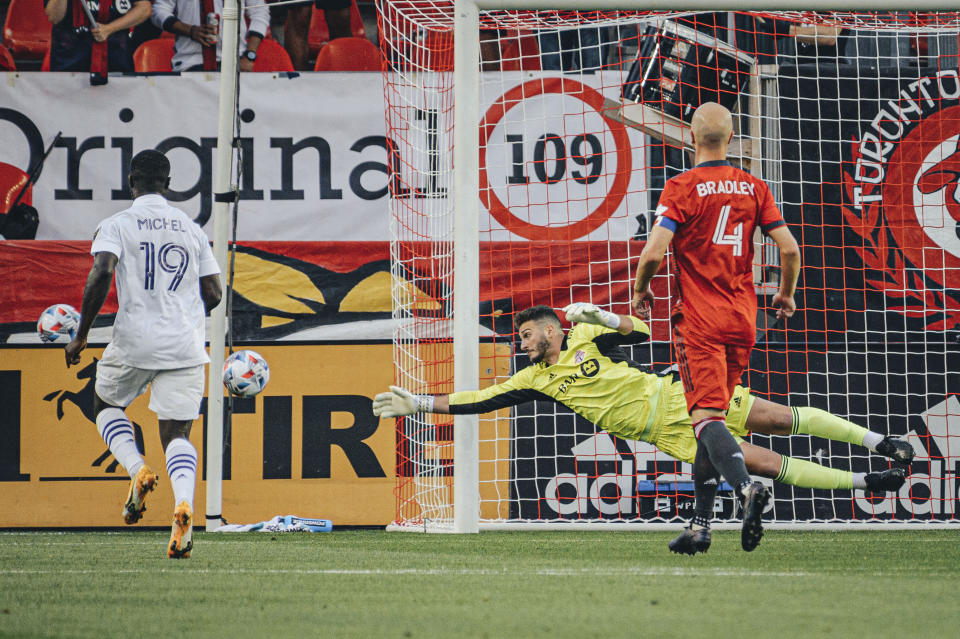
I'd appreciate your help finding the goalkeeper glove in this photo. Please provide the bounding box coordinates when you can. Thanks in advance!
[562,302,621,329]
[372,385,434,418]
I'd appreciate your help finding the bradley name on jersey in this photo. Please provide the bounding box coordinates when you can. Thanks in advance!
[695,179,756,197]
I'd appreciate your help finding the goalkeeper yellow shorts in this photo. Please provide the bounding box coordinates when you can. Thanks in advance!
[650,380,755,464]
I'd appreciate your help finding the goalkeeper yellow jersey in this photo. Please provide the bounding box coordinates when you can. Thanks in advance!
[447,317,755,462]
[449,317,666,443]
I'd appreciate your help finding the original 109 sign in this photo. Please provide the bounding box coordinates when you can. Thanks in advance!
[479,78,634,241]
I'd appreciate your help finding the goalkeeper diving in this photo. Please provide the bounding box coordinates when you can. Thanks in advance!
[373,304,913,493]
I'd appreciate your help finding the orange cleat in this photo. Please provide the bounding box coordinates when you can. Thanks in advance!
[122,465,158,525]
[167,501,193,559]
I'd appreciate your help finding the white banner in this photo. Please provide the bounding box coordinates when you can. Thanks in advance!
[1,72,390,241]
[0,71,646,241]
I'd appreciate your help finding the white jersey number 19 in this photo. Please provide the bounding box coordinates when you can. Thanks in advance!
[712,205,743,256]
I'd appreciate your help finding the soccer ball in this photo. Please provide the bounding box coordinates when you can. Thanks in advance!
[37,304,80,343]
[222,349,270,397]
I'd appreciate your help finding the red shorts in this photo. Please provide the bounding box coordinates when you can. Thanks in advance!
[673,326,751,413]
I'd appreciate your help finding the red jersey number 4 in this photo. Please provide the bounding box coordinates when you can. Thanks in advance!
[711,205,743,257]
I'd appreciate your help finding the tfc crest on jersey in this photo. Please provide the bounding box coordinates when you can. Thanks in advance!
[654,160,785,345]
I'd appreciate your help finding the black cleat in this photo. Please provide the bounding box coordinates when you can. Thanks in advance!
[740,482,770,552]
[876,436,915,465]
[864,468,906,493]
[669,526,711,555]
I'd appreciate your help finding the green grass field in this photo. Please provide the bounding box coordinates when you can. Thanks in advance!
[1,529,958,638]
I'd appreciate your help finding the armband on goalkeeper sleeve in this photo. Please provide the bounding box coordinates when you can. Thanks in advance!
[416,394,435,413]
[372,386,434,418]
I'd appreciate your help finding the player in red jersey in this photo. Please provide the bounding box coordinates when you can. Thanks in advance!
[632,102,801,554]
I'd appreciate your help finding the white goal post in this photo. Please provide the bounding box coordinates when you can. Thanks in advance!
[206,0,241,531]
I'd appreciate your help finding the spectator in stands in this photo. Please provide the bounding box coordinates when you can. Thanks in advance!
[283,0,351,71]
[45,0,152,73]
[152,0,269,72]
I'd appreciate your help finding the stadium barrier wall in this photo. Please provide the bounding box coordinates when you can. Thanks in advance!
[0,343,397,527]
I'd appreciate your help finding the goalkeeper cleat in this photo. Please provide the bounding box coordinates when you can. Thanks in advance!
[876,436,915,465]
[740,482,770,552]
[668,526,711,555]
[167,501,193,559]
[864,468,906,493]
[122,465,158,525]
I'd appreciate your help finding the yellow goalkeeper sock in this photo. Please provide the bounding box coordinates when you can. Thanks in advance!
[791,406,868,447]
[775,456,854,490]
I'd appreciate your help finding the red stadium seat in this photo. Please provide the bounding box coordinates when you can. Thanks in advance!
[133,38,174,72]
[314,37,381,71]
[3,0,52,59]
[416,29,534,72]
[252,38,294,72]
[0,42,16,71]
[307,0,366,57]
[0,162,32,212]
[40,46,49,71]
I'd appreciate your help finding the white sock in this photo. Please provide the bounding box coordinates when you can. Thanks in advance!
[96,408,144,478]
[165,438,197,510]
[852,472,867,489]
[862,431,884,452]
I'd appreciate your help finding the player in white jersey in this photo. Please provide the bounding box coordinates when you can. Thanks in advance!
[65,150,222,559]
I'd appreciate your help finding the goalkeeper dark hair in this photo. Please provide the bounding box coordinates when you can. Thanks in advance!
[129,149,171,194]
[514,305,561,329]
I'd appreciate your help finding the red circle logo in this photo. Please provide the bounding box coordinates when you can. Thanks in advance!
[478,78,632,241]
[884,105,960,288]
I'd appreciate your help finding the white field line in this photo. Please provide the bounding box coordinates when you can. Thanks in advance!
[2,567,952,577]
[0,567,811,576]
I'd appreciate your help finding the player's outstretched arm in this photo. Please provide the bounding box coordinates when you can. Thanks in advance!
[633,223,674,319]
[65,251,118,368]
[562,302,634,335]
[372,386,450,418]
[767,225,801,320]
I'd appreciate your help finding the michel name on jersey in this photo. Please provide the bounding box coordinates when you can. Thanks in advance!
[137,217,188,232]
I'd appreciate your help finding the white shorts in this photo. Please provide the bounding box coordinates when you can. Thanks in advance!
[95,353,206,421]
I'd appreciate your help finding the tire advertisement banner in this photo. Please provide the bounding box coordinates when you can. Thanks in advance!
[0,344,397,527]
